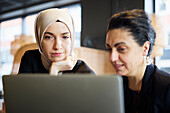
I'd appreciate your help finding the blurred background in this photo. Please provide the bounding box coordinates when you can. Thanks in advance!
[0,0,170,91]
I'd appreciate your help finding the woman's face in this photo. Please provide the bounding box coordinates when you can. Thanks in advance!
[106,28,149,77]
[42,22,71,62]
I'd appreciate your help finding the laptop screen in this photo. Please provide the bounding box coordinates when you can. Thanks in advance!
[3,74,124,113]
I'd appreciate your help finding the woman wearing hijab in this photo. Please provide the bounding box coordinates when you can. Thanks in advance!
[19,8,94,75]
[105,9,170,113]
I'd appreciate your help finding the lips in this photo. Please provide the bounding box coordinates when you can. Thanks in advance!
[51,52,64,57]
[113,64,124,70]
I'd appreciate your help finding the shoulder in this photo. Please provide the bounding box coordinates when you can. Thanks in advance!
[153,65,170,112]
[154,65,170,86]
[19,49,48,73]
[21,49,41,61]
[73,60,95,74]
[23,49,40,57]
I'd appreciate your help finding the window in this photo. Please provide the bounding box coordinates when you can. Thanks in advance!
[0,18,22,75]
[154,0,170,73]
[25,14,37,37]
[0,18,22,91]
[156,0,167,12]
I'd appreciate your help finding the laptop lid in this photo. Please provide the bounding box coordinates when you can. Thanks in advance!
[3,74,124,113]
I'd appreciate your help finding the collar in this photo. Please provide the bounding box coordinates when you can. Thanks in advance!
[123,64,155,94]
[141,64,155,93]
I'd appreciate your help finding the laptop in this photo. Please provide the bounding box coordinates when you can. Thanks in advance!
[2,74,124,113]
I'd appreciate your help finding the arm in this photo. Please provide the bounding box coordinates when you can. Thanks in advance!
[154,67,170,113]
[49,55,77,75]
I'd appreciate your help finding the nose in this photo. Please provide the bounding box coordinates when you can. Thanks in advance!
[110,50,119,63]
[53,37,62,50]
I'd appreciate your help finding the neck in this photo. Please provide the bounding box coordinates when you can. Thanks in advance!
[41,54,52,70]
[128,64,147,91]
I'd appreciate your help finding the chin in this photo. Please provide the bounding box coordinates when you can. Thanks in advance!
[51,57,65,62]
[116,70,128,76]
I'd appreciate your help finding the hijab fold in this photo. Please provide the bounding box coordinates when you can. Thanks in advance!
[34,8,75,70]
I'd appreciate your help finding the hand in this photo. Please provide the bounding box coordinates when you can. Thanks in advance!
[49,55,77,75]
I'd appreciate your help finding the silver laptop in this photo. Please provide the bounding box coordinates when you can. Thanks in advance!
[2,74,124,113]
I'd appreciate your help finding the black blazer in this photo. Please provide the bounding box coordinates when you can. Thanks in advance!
[123,64,170,113]
[19,49,95,74]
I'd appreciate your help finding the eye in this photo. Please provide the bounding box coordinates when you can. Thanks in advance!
[44,35,55,40]
[63,36,70,39]
[44,36,51,39]
[117,47,126,52]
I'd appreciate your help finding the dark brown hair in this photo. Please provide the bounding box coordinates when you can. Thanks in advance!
[107,9,156,56]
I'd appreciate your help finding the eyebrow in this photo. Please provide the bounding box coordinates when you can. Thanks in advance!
[44,32,70,36]
[105,43,111,48]
[61,32,70,35]
[106,42,126,48]
[44,32,55,37]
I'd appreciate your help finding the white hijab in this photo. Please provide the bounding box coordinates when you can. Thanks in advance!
[34,8,75,70]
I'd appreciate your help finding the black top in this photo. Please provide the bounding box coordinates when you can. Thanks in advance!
[123,64,170,113]
[19,49,95,74]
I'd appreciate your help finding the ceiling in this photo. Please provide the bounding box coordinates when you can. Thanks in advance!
[0,0,80,22]
[0,0,56,14]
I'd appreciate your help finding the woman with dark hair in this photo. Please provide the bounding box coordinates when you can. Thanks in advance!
[105,9,170,113]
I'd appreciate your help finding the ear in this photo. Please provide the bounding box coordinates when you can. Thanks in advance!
[143,41,150,56]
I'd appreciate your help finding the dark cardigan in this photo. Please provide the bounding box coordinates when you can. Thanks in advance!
[19,49,95,74]
[123,64,170,113]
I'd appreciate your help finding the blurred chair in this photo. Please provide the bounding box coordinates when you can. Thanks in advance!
[73,47,115,75]
[10,34,36,56]
[11,43,115,75]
